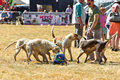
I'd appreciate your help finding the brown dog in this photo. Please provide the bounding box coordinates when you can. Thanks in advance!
[51,26,79,61]
[77,33,117,64]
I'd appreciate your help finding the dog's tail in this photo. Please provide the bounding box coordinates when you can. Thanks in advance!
[12,43,26,50]
[106,32,117,44]
[51,25,55,38]
[3,41,17,52]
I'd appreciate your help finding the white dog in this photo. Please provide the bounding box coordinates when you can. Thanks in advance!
[14,39,60,64]
[4,38,52,62]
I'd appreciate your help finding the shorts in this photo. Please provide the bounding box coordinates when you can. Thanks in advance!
[86,28,102,39]
[102,27,107,34]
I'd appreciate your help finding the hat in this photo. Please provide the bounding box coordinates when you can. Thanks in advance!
[100,7,106,11]
[114,0,120,2]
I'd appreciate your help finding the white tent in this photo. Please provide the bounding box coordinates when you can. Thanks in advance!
[12,0,29,5]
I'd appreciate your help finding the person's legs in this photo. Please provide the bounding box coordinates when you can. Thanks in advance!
[101,34,105,41]
[74,24,83,48]
[115,34,119,51]
[86,28,94,60]
[87,28,101,61]
[115,23,120,51]
[93,28,102,61]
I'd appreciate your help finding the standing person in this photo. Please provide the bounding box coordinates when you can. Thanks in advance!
[100,7,107,41]
[109,0,120,51]
[85,0,102,61]
[65,5,73,23]
[72,0,85,48]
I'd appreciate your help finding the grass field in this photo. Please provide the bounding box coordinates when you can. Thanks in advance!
[0,24,120,80]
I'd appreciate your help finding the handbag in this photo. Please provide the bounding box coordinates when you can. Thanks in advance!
[109,5,120,22]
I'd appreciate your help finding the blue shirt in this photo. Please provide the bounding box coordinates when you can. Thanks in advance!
[76,2,82,17]
[1,13,8,18]
[7,12,12,18]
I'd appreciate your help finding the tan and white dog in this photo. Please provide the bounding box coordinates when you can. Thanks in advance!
[14,39,60,64]
[51,26,79,61]
[4,38,52,62]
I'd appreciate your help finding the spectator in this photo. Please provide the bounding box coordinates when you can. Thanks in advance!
[72,0,85,48]
[109,0,120,51]
[11,6,18,23]
[100,7,107,41]
[1,11,9,23]
[85,0,102,61]
[85,10,89,30]
[7,11,12,23]
[44,10,47,13]
[65,5,73,23]
[55,10,58,12]
[11,6,17,12]
[49,10,53,12]
[53,53,67,65]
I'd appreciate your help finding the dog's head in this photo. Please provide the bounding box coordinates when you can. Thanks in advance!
[52,46,60,54]
[79,37,86,47]
[69,33,79,40]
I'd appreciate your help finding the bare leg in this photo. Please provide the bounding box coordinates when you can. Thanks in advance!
[115,34,120,50]
[101,34,105,41]
[111,35,116,49]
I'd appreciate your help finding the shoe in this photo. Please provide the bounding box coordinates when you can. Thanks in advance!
[114,49,119,51]
[110,47,114,51]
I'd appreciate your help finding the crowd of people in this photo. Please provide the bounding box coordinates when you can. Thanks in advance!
[72,0,120,62]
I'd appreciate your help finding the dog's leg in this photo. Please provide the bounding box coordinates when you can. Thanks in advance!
[46,52,52,60]
[68,48,73,61]
[101,52,107,64]
[14,48,21,61]
[77,51,84,63]
[62,47,66,59]
[32,52,42,62]
[27,46,32,64]
[42,52,49,64]
[84,54,89,63]
[23,48,31,61]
